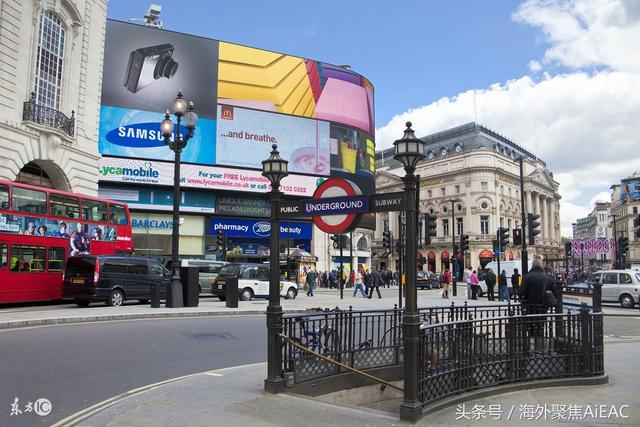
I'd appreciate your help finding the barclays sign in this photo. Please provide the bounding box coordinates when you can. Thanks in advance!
[210,217,312,240]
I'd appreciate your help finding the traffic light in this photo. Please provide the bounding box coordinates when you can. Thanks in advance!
[565,241,572,257]
[498,227,509,250]
[513,228,522,246]
[424,214,437,245]
[382,230,392,249]
[527,213,541,245]
[395,241,402,256]
[619,237,629,258]
[216,230,226,261]
[453,243,459,258]
[460,234,470,252]
[634,215,640,238]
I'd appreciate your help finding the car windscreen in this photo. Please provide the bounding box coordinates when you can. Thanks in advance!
[65,257,95,278]
[218,264,240,277]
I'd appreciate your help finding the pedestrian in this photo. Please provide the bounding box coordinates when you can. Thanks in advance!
[519,257,551,350]
[465,266,473,299]
[328,270,336,289]
[442,269,451,299]
[386,270,393,288]
[352,268,367,297]
[305,267,317,297]
[511,268,521,301]
[470,270,480,300]
[349,269,356,288]
[498,269,509,302]
[485,268,497,301]
[367,267,383,299]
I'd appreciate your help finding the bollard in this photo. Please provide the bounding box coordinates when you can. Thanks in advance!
[151,283,161,308]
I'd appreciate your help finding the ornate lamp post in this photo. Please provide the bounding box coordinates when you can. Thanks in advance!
[393,122,425,421]
[161,91,198,308]
[262,144,289,393]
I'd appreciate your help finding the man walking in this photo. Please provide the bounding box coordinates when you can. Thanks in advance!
[519,257,549,350]
[498,269,509,302]
[485,268,497,301]
[511,268,521,301]
[367,267,383,299]
[465,266,473,299]
[305,267,317,297]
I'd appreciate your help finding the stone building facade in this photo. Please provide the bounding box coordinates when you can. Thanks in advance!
[610,173,640,268]
[0,0,107,194]
[373,123,563,275]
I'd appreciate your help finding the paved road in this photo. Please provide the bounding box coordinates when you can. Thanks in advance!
[0,315,266,427]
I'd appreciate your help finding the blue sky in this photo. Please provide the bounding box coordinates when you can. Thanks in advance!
[107,0,544,127]
[107,1,640,237]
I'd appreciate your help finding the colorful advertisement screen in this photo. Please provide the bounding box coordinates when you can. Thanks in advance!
[621,179,640,201]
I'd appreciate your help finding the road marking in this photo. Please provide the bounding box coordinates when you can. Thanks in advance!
[204,372,224,377]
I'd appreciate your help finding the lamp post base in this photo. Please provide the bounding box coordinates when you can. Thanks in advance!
[400,401,423,422]
[166,278,184,308]
[264,377,286,393]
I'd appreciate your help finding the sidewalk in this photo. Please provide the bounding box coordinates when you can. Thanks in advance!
[58,337,640,427]
[1,288,636,330]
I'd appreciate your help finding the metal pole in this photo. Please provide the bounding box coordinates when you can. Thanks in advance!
[451,199,457,296]
[340,235,344,300]
[612,215,619,269]
[398,214,403,310]
[519,157,529,275]
[350,231,354,280]
[287,218,291,281]
[400,167,420,419]
[496,228,502,292]
[265,187,284,393]
[167,116,184,308]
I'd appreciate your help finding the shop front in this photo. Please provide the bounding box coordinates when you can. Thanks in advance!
[208,217,312,263]
[130,212,205,257]
[440,251,450,272]
[478,249,494,269]
[427,251,436,272]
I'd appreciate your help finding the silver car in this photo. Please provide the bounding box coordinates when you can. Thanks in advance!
[577,270,640,308]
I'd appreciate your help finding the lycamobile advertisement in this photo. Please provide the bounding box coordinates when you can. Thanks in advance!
[99,106,217,164]
[217,105,330,176]
[98,157,321,196]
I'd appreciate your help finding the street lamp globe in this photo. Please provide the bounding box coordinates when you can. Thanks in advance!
[172,90,187,116]
[262,144,289,187]
[160,110,174,139]
[393,121,425,172]
[184,101,198,130]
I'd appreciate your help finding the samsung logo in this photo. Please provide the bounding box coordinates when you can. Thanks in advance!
[105,123,180,148]
[253,221,271,237]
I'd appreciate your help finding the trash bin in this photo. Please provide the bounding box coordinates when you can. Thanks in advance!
[225,277,238,308]
[181,266,200,308]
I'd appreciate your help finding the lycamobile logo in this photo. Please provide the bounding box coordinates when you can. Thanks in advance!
[99,163,159,178]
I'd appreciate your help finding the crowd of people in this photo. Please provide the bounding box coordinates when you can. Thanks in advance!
[302,266,402,299]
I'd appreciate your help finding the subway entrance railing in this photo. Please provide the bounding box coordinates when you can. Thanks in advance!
[280,301,604,414]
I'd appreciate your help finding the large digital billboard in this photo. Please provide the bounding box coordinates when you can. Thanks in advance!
[100,20,375,205]
[621,179,640,201]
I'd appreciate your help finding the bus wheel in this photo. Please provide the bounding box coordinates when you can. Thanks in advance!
[75,299,90,307]
[107,289,125,307]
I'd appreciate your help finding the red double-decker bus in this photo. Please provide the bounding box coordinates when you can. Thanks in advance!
[0,179,133,304]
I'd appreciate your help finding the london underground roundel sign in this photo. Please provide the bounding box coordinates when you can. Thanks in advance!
[312,178,362,234]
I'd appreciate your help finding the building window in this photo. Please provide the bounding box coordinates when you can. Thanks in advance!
[441,187,446,196]
[634,207,638,214]
[456,218,463,236]
[442,219,449,236]
[481,182,488,191]
[455,185,460,194]
[34,11,66,109]
[508,188,512,197]
[480,216,489,235]
[500,185,504,194]
[508,218,512,229]
[427,190,432,198]
[500,218,504,228]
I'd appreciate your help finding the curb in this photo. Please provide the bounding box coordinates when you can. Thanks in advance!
[0,309,311,330]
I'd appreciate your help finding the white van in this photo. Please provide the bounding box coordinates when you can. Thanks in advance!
[478,260,532,297]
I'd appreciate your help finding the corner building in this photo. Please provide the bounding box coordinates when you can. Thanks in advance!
[374,123,563,275]
[0,0,106,193]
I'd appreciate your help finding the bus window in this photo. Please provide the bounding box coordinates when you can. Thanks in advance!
[50,194,80,219]
[0,184,8,210]
[1,243,7,268]
[12,187,47,214]
[10,245,46,272]
[109,204,128,225]
[82,199,108,222]
[47,247,65,272]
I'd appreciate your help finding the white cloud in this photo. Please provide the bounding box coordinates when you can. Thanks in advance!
[528,60,542,72]
[589,191,612,205]
[375,0,640,239]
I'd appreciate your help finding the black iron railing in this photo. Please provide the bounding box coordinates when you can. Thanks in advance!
[22,92,75,137]
[418,307,604,405]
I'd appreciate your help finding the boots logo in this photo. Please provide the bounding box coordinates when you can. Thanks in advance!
[105,122,182,148]
[253,221,271,237]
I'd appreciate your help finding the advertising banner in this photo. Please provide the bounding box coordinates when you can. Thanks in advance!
[216,194,270,218]
[98,157,320,197]
[98,186,216,214]
[216,105,330,176]
[330,123,375,178]
[99,106,216,164]
[209,217,312,240]
[621,179,640,201]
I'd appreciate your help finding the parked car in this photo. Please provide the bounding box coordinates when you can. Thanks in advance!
[572,270,640,308]
[165,259,228,294]
[211,263,298,301]
[417,271,439,289]
[63,255,170,307]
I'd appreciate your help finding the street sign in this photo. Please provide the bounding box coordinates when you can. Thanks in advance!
[369,192,407,212]
[312,178,362,234]
[279,200,302,218]
[302,195,368,216]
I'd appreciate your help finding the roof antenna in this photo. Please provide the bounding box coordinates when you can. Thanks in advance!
[129,3,163,29]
